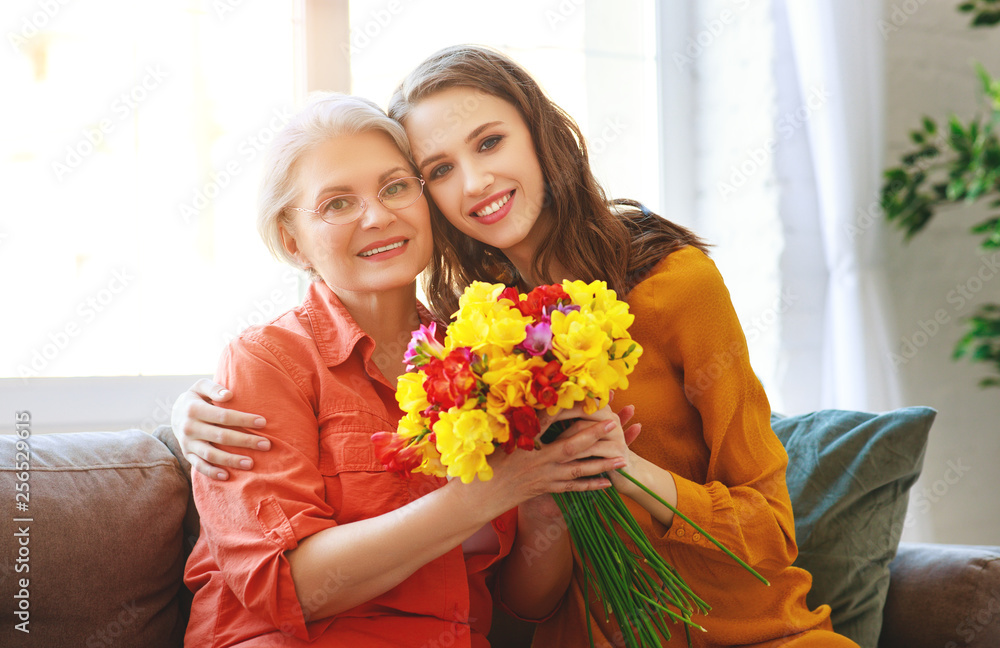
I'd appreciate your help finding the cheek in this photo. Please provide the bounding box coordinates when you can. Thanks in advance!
[429,184,461,218]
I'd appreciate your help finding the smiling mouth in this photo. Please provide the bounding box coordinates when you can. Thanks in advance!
[359,240,406,257]
[472,190,514,218]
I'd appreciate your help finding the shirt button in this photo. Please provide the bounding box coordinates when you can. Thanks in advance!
[676,527,685,537]
[495,518,506,532]
[692,532,701,542]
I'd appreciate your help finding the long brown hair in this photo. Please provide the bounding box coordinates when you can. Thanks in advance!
[388,45,708,322]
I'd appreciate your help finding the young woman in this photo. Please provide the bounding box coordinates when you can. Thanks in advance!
[179,92,633,648]
[175,47,858,647]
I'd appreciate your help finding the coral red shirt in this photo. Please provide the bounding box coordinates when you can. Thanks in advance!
[184,280,517,647]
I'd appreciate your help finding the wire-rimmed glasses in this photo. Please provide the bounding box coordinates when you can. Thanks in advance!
[289,176,425,225]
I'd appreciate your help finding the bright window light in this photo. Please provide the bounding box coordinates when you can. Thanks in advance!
[1,0,301,378]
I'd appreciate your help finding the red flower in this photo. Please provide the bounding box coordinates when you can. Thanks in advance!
[371,431,422,477]
[503,406,541,453]
[530,360,567,408]
[423,348,477,409]
[499,286,522,307]
[516,284,570,319]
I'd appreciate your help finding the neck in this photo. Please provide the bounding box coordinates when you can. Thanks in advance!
[503,246,575,289]
[330,281,421,382]
[500,211,577,288]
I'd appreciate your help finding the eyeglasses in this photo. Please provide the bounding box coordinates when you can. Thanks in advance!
[289,176,426,225]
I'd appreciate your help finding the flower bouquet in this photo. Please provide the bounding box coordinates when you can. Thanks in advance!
[372,280,767,648]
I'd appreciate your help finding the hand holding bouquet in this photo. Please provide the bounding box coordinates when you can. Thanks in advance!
[373,280,767,647]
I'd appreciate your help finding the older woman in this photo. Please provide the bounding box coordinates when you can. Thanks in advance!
[181,93,629,647]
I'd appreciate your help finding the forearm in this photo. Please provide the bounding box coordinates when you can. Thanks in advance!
[498,502,573,619]
[613,453,678,530]
[288,479,502,619]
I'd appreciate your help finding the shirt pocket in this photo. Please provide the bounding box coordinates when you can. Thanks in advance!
[318,412,410,524]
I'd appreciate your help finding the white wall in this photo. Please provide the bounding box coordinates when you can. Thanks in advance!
[882,0,1000,544]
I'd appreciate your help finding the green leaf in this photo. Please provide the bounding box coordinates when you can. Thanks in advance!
[923,116,938,134]
[910,130,926,144]
[967,177,989,200]
[947,178,967,200]
[971,217,1000,233]
[950,115,968,140]
[972,11,1000,25]
[958,2,976,11]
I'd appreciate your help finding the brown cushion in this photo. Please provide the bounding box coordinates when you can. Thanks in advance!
[0,429,189,647]
[879,542,1000,648]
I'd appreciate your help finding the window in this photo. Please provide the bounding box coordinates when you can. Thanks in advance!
[1,1,301,381]
[1,0,663,431]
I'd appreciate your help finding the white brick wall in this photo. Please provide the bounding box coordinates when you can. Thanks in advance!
[882,0,1000,544]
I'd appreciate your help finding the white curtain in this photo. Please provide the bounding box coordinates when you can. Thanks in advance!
[773,0,901,414]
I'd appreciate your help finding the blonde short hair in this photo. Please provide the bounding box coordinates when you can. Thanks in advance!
[257,93,413,275]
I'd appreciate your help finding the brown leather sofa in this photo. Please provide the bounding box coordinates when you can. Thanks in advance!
[1,427,997,647]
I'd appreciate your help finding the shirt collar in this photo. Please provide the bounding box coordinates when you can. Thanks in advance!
[302,280,436,369]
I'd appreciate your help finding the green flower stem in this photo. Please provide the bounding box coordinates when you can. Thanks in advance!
[634,591,706,630]
[558,491,694,648]
[616,469,771,586]
[598,490,704,611]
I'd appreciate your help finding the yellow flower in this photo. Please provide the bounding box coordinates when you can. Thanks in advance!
[550,309,611,371]
[485,307,532,352]
[446,310,491,351]
[413,439,446,477]
[482,353,544,411]
[396,411,428,440]
[396,371,429,416]
[455,281,507,319]
[561,279,615,310]
[540,379,587,415]
[601,301,635,339]
[433,407,506,483]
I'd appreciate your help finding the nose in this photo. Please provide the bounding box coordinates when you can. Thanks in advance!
[463,160,494,197]
[357,197,397,230]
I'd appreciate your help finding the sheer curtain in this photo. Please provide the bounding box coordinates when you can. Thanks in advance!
[773,0,901,414]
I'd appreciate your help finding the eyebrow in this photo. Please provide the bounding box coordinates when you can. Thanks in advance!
[313,166,410,203]
[416,121,504,172]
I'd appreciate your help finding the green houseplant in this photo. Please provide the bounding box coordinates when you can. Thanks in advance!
[880,2,1000,387]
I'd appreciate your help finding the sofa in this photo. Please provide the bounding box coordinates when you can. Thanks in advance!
[1,417,998,647]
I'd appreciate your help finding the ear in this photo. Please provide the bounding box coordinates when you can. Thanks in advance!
[279,221,309,270]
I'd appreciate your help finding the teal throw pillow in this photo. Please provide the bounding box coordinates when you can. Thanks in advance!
[771,407,935,648]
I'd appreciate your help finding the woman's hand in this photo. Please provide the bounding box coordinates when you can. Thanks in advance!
[170,379,271,480]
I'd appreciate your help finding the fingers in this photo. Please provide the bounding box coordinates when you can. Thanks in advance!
[187,451,230,481]
[183,435,255,470]
[192,378,231,401]
[616,404,635,426]
[181,417,270,453]
[186,396,267,432]
[623,422,642,446]
[553,418,626,459]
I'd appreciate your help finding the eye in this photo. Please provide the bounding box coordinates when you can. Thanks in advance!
[321,195,358,213]
[382,178,408,196]
[479,135,502,152]
[429,163,452,180]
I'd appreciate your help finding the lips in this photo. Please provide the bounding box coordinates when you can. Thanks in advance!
[358,237,407,258]
[470,190,514,219]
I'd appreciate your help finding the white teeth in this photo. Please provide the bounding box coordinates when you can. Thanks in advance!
[360,240,405,257]
[474,191,511,217]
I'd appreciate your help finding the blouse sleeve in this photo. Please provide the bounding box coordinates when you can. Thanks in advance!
[651,251,798,573]
[191,329,336,640]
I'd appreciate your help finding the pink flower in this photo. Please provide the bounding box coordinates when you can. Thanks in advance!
[404,322,444,369]
[518,321,553,356]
